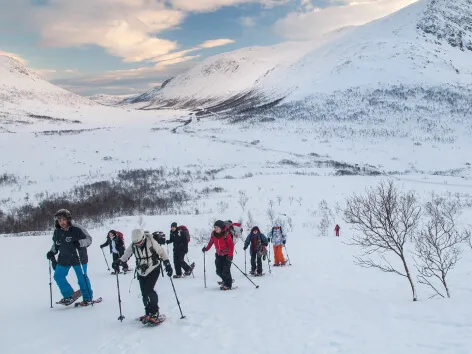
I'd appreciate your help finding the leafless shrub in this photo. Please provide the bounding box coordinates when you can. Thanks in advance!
[267,204,275,227]
[289,196,294,206]
[238,190,250,212]
[194,228,211,245]
[414,195,471,298]
[0,173,18,186]
[245,210,255,231]
[317,200,335,237]
[276,195,282,206]
[296,197,303,206]
[286,216,293,232]
[344,180,421,301]
[217,201,229,214]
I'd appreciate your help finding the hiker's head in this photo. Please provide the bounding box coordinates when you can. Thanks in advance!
[108,230,116,238]
[251,226,260,234]
[131,229,145,246]
[171,222,177,231]
[213,220,225,234]
[54,209,72,229]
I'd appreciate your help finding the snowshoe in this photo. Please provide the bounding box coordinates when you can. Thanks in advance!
[220,285,238,291]
[111,271,121,275]
[173,274,184,279]
[255,273,265,277]
[74,297,103,307]
[143,314,166,327]
[56,290,81,306]
[123,268,132,274]
[217,279,235,285]
[184,262,195,276]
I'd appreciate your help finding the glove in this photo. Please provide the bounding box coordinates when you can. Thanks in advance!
[263,255,267,261]
[267,238,271,243]
[112,259,121,269]
[166,240,171,244]
[73,240,81,248]
[164,260,173,277]
[283,240,286,245]
[243,246,247,251]
[226,255,233,262]
[46,251,55,260]
[202,247,207,253]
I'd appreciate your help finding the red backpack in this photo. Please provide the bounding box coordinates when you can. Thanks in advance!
[178,226,190,243]
[116,231,125,245]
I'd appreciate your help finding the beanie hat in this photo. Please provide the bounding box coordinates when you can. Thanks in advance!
[55,209,72,220]
[214,220,226,229]
[131,229,145,244]
[171,222,178,228]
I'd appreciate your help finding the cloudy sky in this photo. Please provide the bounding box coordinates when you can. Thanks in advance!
[0,0,417,96]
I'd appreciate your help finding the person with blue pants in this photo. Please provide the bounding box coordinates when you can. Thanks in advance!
[46,209,94,306]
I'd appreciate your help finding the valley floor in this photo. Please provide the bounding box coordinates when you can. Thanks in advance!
[1,108,472,353]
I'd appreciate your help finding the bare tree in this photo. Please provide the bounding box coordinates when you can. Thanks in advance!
[276,195,282,206]
[246,210,255,231]
[267,205,275,227]
[414,195,470,298]
[344,180,421,301]
[467,228,472,250]
[289,196,294,206]
[217,201,229,214]
[317,200,335,237]
[194,228,210,245]
[238,190,250,212]
[286,216,294,231]
[296,197,303,206]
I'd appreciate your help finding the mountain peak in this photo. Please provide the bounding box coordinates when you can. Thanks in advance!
[417,0,472,51]
[0,55,42,80]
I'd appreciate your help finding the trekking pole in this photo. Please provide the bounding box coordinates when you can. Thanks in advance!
[244,249,247,274]
[49,260,53,308]
[231,262,259,289]
[169,277,186,319]
[267,254,272,273]
[203,252,207,288]
[186,255,195,278]
[284,244,292,266]
[101,248,110,271]
[75,248,94,306]
[116,272,125,322]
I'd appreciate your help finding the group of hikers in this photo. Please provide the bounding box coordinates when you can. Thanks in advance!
[45,209,290,326]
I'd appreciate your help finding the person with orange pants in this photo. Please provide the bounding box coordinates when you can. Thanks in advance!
[267,222,287,266]
[335,224,340,237]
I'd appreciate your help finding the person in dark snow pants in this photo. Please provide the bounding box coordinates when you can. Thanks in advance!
[166,222,194,278]
[100,230,129,274]
[202,220,235,290]
[113,229,173,325]
[46,209,94,305]
[244,226,268,276]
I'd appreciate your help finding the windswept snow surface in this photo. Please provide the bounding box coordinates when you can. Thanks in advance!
[1,114,472,354]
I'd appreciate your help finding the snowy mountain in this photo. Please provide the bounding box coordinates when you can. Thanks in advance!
[89,93,134,106]
[0,56,96,109]
[125,0,472,116]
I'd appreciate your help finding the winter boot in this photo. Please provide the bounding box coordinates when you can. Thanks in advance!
[220,285,231,290]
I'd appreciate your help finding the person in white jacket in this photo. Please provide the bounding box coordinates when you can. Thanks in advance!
[113,229,173,325]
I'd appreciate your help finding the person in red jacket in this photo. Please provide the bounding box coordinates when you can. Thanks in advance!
[335,224,340,237]
[202,220,235,290]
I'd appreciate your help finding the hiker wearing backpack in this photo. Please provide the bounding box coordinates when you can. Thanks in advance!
[100,230,129,274]
[166,222,195,278]
[112,229,173,325]
[46,209,94,306]
[268,222,287,266]
[202,220,235,290]
[243,226,268,276]
[334,224,340,237]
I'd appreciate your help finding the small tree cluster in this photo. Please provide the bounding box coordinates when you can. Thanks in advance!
[344,180,471,301]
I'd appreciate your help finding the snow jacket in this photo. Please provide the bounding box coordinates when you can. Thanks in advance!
[334,225,340,231]
[204,227,235,257]
[50,223,92,266]
[120,235,169,277]
[168,227,189,253]
[268,227,287,246]
[244,227,268,256]
[100,236,125,255]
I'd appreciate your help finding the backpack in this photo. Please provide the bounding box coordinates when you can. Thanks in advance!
[116,231,125,246]
[152,231,166,245]
[178,226,190,243]
[225,221,243,242]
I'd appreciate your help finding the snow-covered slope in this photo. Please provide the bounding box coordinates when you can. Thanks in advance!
[89,93,134,106]
[0,56,96,109]
[127,0,472,113]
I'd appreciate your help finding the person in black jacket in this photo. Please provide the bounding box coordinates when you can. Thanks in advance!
[100,230,129,274]
[46,209,94,305]
[166,222,194,278]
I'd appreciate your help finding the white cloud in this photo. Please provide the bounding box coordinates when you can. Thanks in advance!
[32,0,184,62]
[200,39,236,48]
[34,68,80,79]
[0,51,28,64]
[169,0,289,12]
[239,16,257,27]
[274,0,419,40]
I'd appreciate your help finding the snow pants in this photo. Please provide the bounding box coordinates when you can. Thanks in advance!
[215,254,233,288]
[112,252,129,272]
[335,230,340,237]
[54,264,93,301]
[138,266,160,315]
[250,253,263,274]
[173,250,191,276]
[273,244,285,265]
